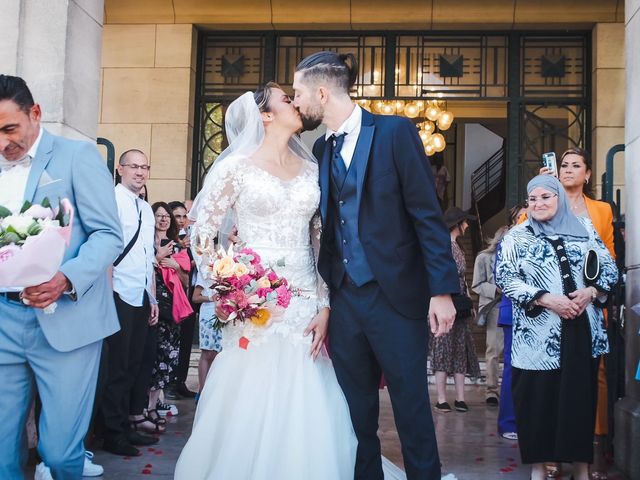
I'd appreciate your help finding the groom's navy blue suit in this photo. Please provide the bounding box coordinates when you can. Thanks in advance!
[314,108,459,480]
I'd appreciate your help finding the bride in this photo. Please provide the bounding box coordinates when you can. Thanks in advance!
[174,84,357,479]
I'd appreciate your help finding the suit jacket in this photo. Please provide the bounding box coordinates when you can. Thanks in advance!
[313,108,459,319]
[25,130,123,352]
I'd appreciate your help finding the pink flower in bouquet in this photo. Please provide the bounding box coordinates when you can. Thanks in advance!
[267,270,278,282]
[275,285,292,308]
[255,287,274,299]
[227,289,250,310]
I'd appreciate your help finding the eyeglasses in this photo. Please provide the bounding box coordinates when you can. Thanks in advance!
[155,214,171,219]
[527,193,558,205]
[122,163,151,171]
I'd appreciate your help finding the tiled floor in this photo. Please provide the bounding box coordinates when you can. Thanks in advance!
[80,381,626,479]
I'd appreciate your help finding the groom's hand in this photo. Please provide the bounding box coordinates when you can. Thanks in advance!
[304,307,330,360]
[429,294,456,338]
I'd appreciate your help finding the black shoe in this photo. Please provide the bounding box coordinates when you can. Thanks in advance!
[486,396,499,407]
[454,400,469,412]
[176,382,197,398]
[103,437,141,457]
[164,384,181,400]
[434,402,452,413]
[127,430,159,446]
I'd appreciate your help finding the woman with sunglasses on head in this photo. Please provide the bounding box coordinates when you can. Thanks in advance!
[540,147,617,479]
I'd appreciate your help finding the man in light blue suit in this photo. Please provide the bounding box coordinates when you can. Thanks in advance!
[0,75,123,479]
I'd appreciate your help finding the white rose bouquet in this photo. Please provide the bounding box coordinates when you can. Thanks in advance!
[0,198,74,312]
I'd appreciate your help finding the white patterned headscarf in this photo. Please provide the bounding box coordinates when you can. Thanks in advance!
[527,174,589,241]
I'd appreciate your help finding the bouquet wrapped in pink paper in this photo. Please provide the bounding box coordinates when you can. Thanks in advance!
[199,245,292,333]
[0,198,73,295]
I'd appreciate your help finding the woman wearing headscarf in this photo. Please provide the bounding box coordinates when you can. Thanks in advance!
[496,175,618,480]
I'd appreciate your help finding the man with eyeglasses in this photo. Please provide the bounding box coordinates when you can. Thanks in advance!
[98,149,159,457]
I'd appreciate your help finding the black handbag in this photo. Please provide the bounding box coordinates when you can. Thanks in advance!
[452,293,473,319]
[584,249,600,285]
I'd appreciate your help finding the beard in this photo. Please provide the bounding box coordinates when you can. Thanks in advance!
[299,104,324,132]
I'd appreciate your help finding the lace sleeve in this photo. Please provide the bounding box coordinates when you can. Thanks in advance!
[191,158,241,282]
[310,211,330,310]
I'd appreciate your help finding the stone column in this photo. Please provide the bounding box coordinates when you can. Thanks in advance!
[614,1,640,478]
[0,0,104,141]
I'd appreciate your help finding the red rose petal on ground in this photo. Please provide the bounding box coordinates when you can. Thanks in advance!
[239,336,250,349]
[142,469,152,474]
[500,467,513,472]
[145,464,153,468]
[475,457,484,462]
[154,450,163,455]
[506,457,515,462]
[147,448,155,452]
[509,464,518,468]
[123,456,131,460]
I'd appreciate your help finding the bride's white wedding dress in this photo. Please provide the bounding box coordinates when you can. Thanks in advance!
[174,155,357,479]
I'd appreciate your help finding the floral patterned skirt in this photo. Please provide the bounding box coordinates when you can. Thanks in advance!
[151,317,181,391]
[429,315,480,377]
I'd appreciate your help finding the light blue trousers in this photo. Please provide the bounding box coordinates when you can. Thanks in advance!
[0,296,101,480]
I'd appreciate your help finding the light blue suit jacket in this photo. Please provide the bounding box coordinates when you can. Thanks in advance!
[25,129,123,352]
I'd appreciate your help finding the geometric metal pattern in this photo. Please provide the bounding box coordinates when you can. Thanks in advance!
[202,36,265,98]
[521,36,587,98]
[395,35,508,98]
[275,35,386,97]
[439,54,464,77]
[194,102,226,193]
[540,54,566,78]
[519,103,586,200]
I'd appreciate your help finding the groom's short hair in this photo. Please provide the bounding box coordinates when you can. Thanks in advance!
[0,75,35,114]
[296,51,358,93]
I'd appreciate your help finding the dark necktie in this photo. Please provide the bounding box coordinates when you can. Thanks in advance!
[329,133,347,188]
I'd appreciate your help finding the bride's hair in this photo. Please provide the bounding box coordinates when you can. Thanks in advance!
[296,51,358,93]
[253,81,281,113]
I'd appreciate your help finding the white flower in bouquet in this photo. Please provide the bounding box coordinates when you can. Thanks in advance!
[1,214,38,237]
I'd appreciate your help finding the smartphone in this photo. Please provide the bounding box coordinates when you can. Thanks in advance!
[542,152,558,177]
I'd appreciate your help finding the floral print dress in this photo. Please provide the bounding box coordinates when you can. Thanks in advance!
[429,241,481,377]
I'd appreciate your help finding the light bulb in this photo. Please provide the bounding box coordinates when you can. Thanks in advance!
[395,100,405,113]
[404,103,420,118]
[423,121,435,135]
[425,106,440,121]
[425,144,436,156]
[437,111,454,130]
[432,133,446,152]
[381,103,395,115]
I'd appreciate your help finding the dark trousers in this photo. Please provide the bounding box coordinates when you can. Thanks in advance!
[329,279,440,480]
[174,313,196,385]
[98,293,151,439]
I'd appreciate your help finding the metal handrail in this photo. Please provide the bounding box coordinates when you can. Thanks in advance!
[471,144,506,202]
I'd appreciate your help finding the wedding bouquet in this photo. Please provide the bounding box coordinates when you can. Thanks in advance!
[0,198,73,312]
[201,245,292,332]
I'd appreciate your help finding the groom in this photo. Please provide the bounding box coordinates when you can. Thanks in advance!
[293,52,460,479]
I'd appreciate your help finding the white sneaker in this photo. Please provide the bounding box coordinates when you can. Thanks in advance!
[156,400,179,416]
[34,462,54,480]
[83,450,104,477]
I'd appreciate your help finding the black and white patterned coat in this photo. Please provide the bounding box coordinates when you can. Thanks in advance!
[495,217,618,371]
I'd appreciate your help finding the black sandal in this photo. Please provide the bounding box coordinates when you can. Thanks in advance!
[130,416,165,434]
[146,409,167,425]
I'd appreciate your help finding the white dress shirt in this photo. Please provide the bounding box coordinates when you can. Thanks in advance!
[0,128,43,213]
[112,183,156,307]
[0,129,43,293]
[324,105,362,169]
